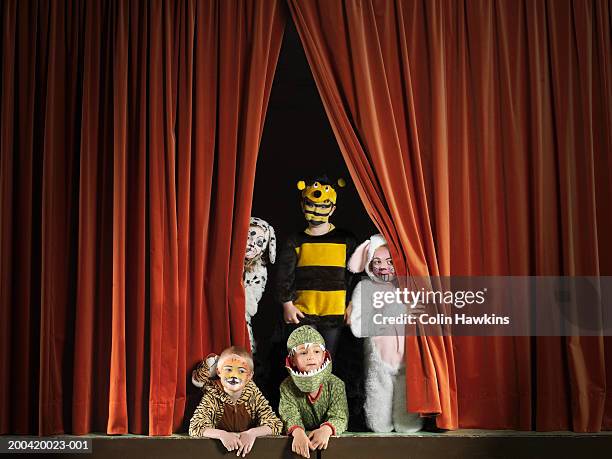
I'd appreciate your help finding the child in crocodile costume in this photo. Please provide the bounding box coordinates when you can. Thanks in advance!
[279,326,348,458]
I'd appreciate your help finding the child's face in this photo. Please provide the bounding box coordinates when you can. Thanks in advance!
[216,354,252,395]
[245,225,266,260]
[292,343,325,372]
[300,181,337,226]
[371,246,395,282]
[301,198,335,226]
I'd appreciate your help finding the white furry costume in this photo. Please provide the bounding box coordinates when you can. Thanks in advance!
[348,234,423,433]
[244,217,276,351]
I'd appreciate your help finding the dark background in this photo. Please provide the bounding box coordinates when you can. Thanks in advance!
[250,19,376,430]
[252,19,376,241]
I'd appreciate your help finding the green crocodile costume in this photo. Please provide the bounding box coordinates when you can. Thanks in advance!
[279,326,349,435]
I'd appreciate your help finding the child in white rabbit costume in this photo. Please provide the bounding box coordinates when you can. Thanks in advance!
[244,217,276,351]
[347,234,423,433]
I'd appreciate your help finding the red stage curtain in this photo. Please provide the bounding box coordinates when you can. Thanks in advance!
[0,0,285,435]
[288,0,612,431]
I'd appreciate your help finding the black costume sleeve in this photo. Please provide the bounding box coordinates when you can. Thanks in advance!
[345,232,358,302]
[275,234,298,304]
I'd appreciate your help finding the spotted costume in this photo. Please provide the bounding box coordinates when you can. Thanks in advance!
[244,217,276,351]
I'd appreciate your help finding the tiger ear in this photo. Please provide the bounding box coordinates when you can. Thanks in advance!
[337,178,346,188]
[192,353,219,388]
[297,180,306,190]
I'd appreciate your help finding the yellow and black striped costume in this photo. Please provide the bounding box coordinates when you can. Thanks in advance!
[189,379,283,436]
[276,227,356,319]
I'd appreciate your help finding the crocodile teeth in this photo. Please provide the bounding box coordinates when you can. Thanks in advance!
[290,358,330,377]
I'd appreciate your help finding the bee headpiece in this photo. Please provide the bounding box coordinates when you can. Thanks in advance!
[297,175,346,226]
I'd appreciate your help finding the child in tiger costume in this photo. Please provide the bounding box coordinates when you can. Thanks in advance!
[189,346,282,456]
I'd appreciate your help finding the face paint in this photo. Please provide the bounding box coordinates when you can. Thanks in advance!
[300,182,337,225]
[245,225,266,261]
[216,354,252,395]
[371,246,395,282]
[301,198,335,225]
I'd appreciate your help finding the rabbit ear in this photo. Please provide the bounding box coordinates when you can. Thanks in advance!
[347,240,371,273]
[267,224,276,264]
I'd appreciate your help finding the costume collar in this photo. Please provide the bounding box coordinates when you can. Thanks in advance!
[307,384,324,404]
[213,379,253,405]
[304,223,335,236]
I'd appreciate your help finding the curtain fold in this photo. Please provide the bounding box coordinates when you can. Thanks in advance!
[288,0,611,431]
[1,0,611,435]
[288,0,459,429]
[0,0,285,435]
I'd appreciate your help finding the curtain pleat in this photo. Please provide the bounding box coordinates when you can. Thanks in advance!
[288,0,612,431]
[0,0,285,435]
[1,0,611,435]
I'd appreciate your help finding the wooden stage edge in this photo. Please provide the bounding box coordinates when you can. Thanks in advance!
[6,430,612,459]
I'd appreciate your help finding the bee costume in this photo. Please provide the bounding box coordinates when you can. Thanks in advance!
[275,176,356,356]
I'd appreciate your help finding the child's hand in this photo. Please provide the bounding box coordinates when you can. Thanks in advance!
[236,430,256,457]
[344,302,353,325]
[283,301,305,324]
[219,431,242,452]
[291,428,311,458]
[308,425,333,450]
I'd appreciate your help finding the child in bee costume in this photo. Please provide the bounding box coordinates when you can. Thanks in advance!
[244,217,276,352]
[275,176,356,358]
[348,234,423,433]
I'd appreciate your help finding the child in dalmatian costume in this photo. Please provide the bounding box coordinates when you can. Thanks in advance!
[348,234,423,433]
[244,217,276,352]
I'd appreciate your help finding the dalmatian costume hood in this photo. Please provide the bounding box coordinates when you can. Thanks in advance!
[245,217,276,270]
